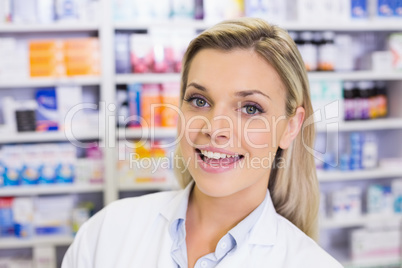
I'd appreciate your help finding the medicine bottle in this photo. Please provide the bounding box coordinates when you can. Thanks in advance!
[375,81,387,118]
[357,81,373,120]
[318,31,336,71]
[343,81,355,121]
[299,31,317,71]
[368,83,377,119]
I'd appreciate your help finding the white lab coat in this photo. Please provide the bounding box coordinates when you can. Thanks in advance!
[62,184,343,268]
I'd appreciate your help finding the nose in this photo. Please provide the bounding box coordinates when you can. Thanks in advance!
[201,107,233,143]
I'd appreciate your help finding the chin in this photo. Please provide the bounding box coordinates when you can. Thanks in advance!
[193,176,251,198]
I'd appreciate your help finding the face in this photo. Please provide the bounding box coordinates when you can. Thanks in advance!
[177,48,290,199]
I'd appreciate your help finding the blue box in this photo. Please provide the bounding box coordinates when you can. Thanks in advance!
[0,198,14,237]
[395,0,402,16]
[377,0,394,16]
[128,83,142,127]
[36,88,59,131]
[351,0,368,18]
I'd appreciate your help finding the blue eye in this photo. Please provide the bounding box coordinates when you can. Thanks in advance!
[194,98,208,107]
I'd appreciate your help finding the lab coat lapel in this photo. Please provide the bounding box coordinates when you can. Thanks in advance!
[157,227,177,268]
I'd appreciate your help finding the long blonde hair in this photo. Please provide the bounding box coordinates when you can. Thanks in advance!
[174,17,319,240]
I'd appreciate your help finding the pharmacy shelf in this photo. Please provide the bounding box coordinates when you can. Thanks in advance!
[316,118,402,132]
[0,23,99,33]
[0,76,101,88]
[308,71,402,81]
[120,119,402,138]
[320,214,402,229]
[118,127,177,140]
[283,20,402,32]
[328,247,401,268]
[114,20,210,30]
[115,20,402,32]
[119,182,179,192]
[317,168,402,182]
[0,184,104,197]
[115,73,181,84]
[115,71,402,85]
[0,235,74,249]
[120,118,402,139]
[343,260,401,268]
[0,130,100,144]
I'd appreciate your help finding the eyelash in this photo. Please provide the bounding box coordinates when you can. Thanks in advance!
[242,103,265,115]
[183,94,210,108]
[183,93,266,115]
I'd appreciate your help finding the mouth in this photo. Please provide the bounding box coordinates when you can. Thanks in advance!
[195,148,244,167]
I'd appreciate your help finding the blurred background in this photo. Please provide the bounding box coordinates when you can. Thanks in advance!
[0,0,402,267]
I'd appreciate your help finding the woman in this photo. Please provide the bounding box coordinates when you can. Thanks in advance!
[62,18,342,267]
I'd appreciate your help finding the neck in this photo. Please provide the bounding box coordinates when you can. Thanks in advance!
[187,181,267,233]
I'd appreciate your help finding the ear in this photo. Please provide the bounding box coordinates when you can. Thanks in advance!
[279,107,305,150]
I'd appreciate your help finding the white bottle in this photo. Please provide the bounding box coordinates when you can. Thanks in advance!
[362,133,378,169]
[300,31,318,71]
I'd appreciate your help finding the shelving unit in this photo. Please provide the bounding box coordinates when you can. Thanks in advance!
[308,71,402,81]
[343,260,401,268]
[118,118,402,139]
[282,21,402,32]
[1,1,402,265]
[116,71,402,85]
[318,168,402,182]
[118,127,177,140]
[114,20,402,32]
[114,20,210,31]
[320,214,402,229]
[331,246,401,268]
[0,236,74,250]
[0,130,100,144]
[115,73,181,84]
[0,76,101,88]
[0,23,99,33]
[0,184,103,197]
[0,0,108,259]
[316,117,402,132]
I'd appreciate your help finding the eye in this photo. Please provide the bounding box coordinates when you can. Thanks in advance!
[194,98,208,107]
[242,105,262,115]
[183,94,210,108]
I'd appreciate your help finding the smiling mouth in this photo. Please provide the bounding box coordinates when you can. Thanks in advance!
[195,149,244,166]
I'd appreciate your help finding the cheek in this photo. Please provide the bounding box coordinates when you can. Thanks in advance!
[244,115,289,149]
[242,117,273,149]
[178,112,206,151]
[184,112,208,134]
[244,132,272,149]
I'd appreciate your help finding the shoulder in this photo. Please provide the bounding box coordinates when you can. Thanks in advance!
[105,190,179,216]
[275,215,343,268]
[62,190,181,267]
[73,189,181,236]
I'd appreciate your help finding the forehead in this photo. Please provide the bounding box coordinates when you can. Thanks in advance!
[187,48,286,99]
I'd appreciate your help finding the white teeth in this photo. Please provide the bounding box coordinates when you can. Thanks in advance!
[200,150,238,159]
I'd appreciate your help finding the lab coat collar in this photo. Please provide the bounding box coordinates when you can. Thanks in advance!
[160,181,194,223]
[247,190,278,246]
[159,181,278,247]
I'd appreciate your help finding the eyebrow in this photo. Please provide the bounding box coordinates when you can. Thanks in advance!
[187,82,207,92]
[235,89,271,100]
[186,82,271,100]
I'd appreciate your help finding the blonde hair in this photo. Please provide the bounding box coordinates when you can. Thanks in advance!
[174,17,319,240]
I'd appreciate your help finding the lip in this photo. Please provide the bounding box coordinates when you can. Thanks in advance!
[194,146,244,174]
[194,145,242,157]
